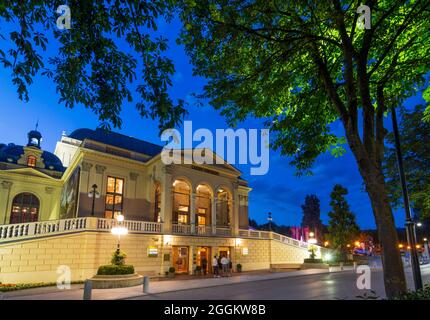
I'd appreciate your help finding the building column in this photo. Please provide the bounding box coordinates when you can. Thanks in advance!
[190,192,196,234]
[161,165,173,233]
[1,181,13,225]
[232,182,240,236]
[211,196,217,235]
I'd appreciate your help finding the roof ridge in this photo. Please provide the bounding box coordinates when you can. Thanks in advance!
[94,128,163,149]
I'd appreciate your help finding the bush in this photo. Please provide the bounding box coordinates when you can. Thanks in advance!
[395,284,430,300]
[304,258,324,263]
[236,264,242,272]
[97,264,135,275]
[111,249,127,266]
[0,281,84,292]
[168,267,176,273]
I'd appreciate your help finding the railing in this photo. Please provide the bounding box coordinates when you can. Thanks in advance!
[238,229,310,249]
[0,217,163,242]
[172,223,191,235]
[216,227,232,237]
[196,225,212,236]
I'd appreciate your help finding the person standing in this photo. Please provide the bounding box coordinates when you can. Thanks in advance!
[201,256,208,276]
[212,255,219,278]
[221,255,229,276]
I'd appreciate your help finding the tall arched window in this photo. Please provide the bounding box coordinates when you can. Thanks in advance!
[10,193,40,224]
[172,179,191,224]
[216,188,232,227]
[195,184,212,226]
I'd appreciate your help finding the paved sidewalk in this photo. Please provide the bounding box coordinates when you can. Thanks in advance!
[2,267,355,300]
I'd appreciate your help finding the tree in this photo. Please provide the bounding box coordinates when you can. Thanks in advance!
[327,184,360,261]
[384,105,430,219]
[0,0,185,130]
[177,0,430,297]
[301,194,323,240]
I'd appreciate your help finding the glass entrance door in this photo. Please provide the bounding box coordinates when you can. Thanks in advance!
[196,247,211,275]
[173,246,189,273]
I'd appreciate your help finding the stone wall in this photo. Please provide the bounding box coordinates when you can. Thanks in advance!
[0,231,314,284]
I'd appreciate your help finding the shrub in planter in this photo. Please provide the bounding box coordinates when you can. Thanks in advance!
[111,249,127,266]
[303,258,324,263]
[236,264,242,272]
[395,284,430,300]
[97,264,135,275]
[168,267,176,274]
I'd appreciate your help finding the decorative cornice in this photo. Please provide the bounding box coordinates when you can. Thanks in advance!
[95,164,107,174]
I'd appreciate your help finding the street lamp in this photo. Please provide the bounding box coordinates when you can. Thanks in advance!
[88,184,100,216]
[267,212,273,232]
[308,232,317,244]
[111,214,128,251]
[390,105,423,290]
[416,222,423,227]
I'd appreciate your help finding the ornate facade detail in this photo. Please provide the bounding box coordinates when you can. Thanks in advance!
[1,180,13,189]
[130,172,139,181]
[45,187,54,194]
[81,161,93,172]
[162,164,175,175]
[95,164,106,174]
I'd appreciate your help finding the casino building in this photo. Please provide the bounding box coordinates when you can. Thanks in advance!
[0,128,322,283]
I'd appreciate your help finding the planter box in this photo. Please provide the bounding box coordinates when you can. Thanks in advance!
[89,273,143,289]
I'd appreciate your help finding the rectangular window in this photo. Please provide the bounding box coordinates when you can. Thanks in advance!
[105,177,124,219]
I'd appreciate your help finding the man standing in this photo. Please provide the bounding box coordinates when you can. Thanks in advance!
[221,255,229,276]
[212,255,220,278]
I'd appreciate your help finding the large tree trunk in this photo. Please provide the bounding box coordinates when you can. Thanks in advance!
[355,154,407,298]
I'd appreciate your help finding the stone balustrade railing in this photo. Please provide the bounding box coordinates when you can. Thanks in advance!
[0,217,162,243]
[238,228,310,249]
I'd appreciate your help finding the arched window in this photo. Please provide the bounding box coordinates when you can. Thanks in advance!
[216,188,232,227]
[172,179,191,224]
[154,183,161,222]
[10,193,40,224]
[27,155,37,167]
[195,184,212,226]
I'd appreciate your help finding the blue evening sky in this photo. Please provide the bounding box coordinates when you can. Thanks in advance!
[0,16,425,229]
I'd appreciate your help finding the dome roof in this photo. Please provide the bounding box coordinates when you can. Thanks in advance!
[0,143,65,172]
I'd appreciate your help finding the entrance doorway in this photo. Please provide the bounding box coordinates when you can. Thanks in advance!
[196,247,211,275]
[218,247,231,259]
[172,246,189,274]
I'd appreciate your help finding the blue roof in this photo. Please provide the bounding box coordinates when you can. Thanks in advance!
[69,128,163,157]
[0,143,65,172]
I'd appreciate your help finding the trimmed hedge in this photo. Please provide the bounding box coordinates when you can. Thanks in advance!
[0,281,84,292]
[303,258,324,263]
[97,264,135,275]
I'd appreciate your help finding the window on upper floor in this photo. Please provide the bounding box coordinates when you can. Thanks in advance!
[105,176,124,219]
[27,155,37,167]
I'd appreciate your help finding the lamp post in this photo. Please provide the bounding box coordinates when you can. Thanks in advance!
[267,212,273,232]
[391,105,423,290]
[111,214,128,251]
[88,184,100,216]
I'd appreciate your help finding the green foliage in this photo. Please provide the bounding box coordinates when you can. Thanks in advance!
[308,245,317,260]
[304,258,323,264]
[0,281,84,292]
[384,105,430,219]
[111,249,127,266]
[96,264,135,275]
[301,195,323,237]
[168,267,176,273]
[395,284,430,300]
[327,184,360,261]
[0,0,185,131]
[177,0,430,173]
[236,263,242,272]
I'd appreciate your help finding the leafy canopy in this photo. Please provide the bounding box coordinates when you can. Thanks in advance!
[177,0,430,173]
[0,0,186,130]
[384,105,430,219]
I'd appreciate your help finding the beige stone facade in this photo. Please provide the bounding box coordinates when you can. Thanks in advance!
[0,128,322,284]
